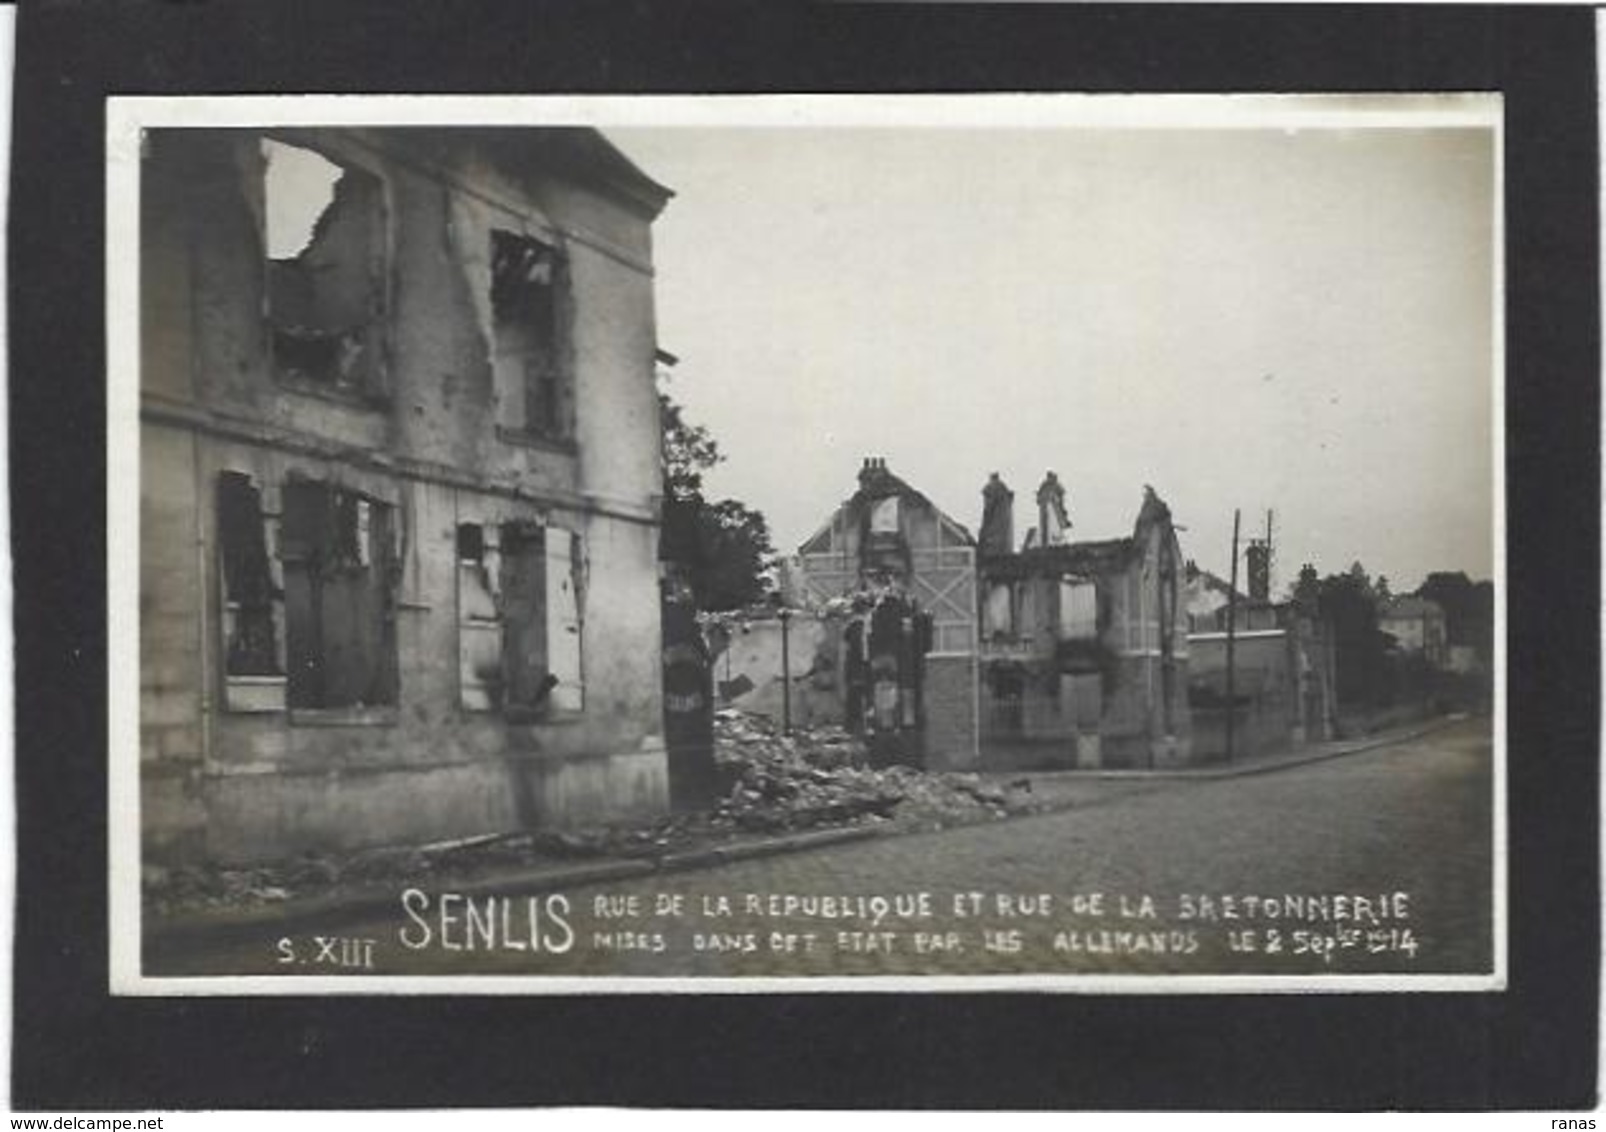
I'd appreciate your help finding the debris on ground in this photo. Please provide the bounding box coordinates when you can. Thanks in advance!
[143,710,1039,918]
[708,709,1034,833]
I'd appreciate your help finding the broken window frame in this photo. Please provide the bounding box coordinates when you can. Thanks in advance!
[986,662,1027,736]
[456,518,586,720]
[860,496,913,582]
[543,526,586,714]
[489,228,576,447]
[457,521,505,711]
[1058,576,1099,641]
[260,134,391,405]
[278,476,400,715]
[983,581,1016,642]
[869,496,901,535]
[496,521,549,719]
[216,471,288,713]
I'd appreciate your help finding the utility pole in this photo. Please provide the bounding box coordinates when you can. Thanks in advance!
[1225,508,1241,764]
[779,606,793,735]
[1264,508,1275,598]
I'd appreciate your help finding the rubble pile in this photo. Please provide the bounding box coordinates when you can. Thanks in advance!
[710,709,1034,833]
[710,711,898,831]
[142,863,297,917]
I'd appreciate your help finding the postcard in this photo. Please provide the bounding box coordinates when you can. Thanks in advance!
[107,93,1504,994]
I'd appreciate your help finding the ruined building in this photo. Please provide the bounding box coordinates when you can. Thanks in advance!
[1183,549,1337,758]
[791,458,980,769]
[1377,595,1450,668]
[976,474,1193,768]
[140,128,674,863]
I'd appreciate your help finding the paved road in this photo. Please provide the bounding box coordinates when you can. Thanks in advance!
[160,719,1495,979]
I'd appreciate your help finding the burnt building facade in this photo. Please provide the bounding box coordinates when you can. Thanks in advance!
[791,458,980,769]
[139,127,674,864]
[976,475,1193,769]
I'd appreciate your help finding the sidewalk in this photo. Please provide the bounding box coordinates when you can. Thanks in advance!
[1031,711,1467,781]
[979,712,1470,813]
[143,712,1472,960]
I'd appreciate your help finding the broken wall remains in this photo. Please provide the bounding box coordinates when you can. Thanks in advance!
[139,128,672,864]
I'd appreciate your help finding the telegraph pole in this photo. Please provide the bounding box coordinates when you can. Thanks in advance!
[1264,508,1275,598]
[1225,508,1241,764]
[779,606,793,735]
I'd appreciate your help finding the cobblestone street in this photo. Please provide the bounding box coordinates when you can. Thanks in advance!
[157,719,1494,980]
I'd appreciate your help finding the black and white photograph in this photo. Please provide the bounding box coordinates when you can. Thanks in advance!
[107,93,1504,993]
[6,0,1600,1113]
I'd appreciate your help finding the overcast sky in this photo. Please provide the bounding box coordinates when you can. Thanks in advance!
[609,121,1496,592]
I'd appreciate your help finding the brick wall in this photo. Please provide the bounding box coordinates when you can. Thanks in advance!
[923,656,978,770]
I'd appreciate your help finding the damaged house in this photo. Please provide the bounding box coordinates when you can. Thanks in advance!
[975,474,1193,769]
[1184,548,1338,758]
[139,127,674,863]
[790,458,980,769]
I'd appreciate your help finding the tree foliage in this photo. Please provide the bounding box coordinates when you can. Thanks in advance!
[688,499,775,612]
[660,392,721,500]
[1292,560,1390,706]
[1319,563,1392,706]
[1415,571,1494,653]
[1290,562,1495,711]
[660,386,776,612]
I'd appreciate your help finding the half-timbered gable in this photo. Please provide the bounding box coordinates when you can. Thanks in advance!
[792,458,979,769]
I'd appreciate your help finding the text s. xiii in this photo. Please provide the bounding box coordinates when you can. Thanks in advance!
[276,935,378,969]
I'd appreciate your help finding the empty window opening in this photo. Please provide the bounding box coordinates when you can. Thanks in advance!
[1059,578,1098,639]
[498,523,552,715]
[217,472,281,677]
[264,141,343,258]
[987,664,1025,736]
[456,522,485,564]
[279,480,398,710]
[263,139,383,394]
[983,582,1015,641]
[491,229,569,440]
[869,496,900,535]
[457,520,584,717]
[458,523,503,710]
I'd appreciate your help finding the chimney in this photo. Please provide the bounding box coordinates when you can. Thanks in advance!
[979,473,1014,556]
[858,455,889,491]
[1036,471,1069,547]
[1246,541,1271,603]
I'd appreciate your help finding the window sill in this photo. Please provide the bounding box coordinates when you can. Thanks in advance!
[275,372,389,412]
[495,426,577,456]
[224,674,287,713]
[289,706,399,728]
[503,708,586,727]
